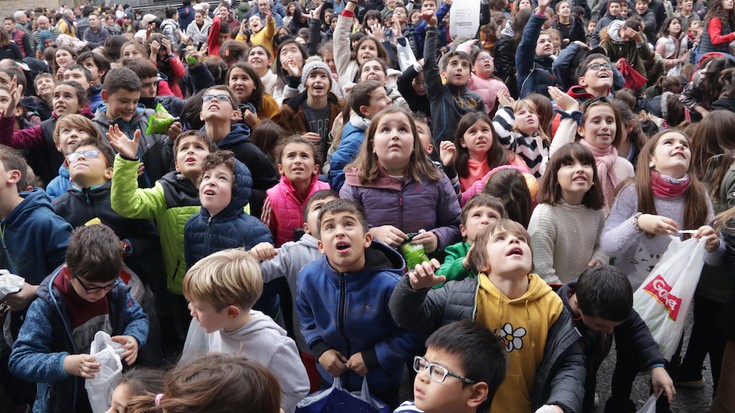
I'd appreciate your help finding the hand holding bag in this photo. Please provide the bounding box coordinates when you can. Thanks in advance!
[85,331,124,413]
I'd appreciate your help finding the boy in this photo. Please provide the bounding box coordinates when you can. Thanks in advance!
[434,194,506,288]
[9,224,148,413]
[329,79,392,191]
[93,67,172,189]
[516,0,560,98]
[390,219,585,413]
[46,114,102,199]
[62,64,102,112]
[421,11,484,144]
[179,248,310,413]
[297,199,422,407]
[395,320,507,413]
[199,85,279,218]
[250,189,339,390]
[559,265,676,413]
[33,72,55,120]
[634,0,657,43]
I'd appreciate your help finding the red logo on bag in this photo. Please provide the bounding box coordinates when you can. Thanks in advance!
[642,275,682,321]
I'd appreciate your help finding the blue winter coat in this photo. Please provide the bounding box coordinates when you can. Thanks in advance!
[0,189,71,284]
[9,268,148,413]
[184,158,273,268]
[516,13,560,98]
[45,166,71,200]
[296,241,424,393]
[328,119,366,192]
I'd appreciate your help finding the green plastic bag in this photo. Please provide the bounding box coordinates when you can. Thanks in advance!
[399,235,430,269]
[146,103,175,135]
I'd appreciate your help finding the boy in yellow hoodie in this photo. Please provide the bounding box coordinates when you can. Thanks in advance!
[390,219,585,413]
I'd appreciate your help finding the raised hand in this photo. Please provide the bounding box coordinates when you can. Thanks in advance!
[420,10,438,27]
[367,23,385,41]
[548,86,579,112]
[107,124,140,160]
[439,140,457,167]
[1,76,22,118]
[496,89,515,108]
[408,258,444,290]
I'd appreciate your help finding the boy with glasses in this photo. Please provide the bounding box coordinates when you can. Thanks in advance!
[9,224,149,413]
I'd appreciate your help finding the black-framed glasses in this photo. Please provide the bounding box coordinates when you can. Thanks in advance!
[413,356,476,384]
[75,276,118,294]
[586,62,613,72]
[202,94,233,103]
[67,150,102,163]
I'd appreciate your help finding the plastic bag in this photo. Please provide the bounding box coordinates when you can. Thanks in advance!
[449,0,481,39]
[145,103,175,135]
[632,237,706,359]
[0,269,24,301]
[635,393,659,413]
[399,234,430,269]
[296,378,388,413]
[618,58,648,91]
[85,331,124,413]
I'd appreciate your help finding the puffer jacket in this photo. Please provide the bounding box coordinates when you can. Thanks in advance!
[340,168,461,251]
[329,115,369,191]
[262,175,330,247]
[184,158,273,268]
[389,275,585,412]
[110,155,200,295]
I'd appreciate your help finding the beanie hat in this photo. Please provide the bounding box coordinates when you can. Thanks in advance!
[301,58,332,90]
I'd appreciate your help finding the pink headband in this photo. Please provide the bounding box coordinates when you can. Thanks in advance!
[155,393,164,406]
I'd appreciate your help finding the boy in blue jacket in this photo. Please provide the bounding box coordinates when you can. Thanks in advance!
[296,198,423,408]
[9,224,149,413]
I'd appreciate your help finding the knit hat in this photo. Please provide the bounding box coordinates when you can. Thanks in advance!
[301,58,332,90]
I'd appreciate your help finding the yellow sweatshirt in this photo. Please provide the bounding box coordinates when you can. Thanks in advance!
[475,273,563,413]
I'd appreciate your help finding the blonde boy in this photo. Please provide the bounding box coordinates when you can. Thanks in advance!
[180,248,309,413]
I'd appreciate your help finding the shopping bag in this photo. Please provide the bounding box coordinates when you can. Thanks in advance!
[618,58,648,91]
[635,393,659,413]
[354,378,390,413]
[632,237,706,359]
[296,378,386,413]
[85,331,124,413]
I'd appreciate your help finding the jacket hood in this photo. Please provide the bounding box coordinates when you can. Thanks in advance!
[479,273,554,307]
[567,85,596,101]
[607,20,624,43]
[348,113,371,130]
[93,104,149,127]
[224,310,287,341]
[159,170,200,205]
[216,123,252,147]
[200,158,253,220]
[363,241,405,273]
[4,189,55,226]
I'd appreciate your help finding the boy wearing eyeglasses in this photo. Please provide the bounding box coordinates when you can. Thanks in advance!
[9,224,148,413]
[395,320,507,413]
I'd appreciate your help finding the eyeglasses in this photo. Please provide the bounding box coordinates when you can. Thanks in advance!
[75,276,118,294]
[67,149,102,163]
[413,356,476,384]
[202,94,233,103]
[476,55,493,62]
[586,62,613,72]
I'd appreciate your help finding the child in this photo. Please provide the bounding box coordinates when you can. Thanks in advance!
[9,224,149,413]
[340,106,461,254]
[46,114,101,199]
[93,67,172,189]
[493,94,549,178]
[558,265,675,412]
[548,89,634,210]
[516,0,560,98]
[528,143,607,284]
[179,249,309,413]
[108,368,165,413]
[261,136,330,247]
[390,219,585,413]
[329,79,393,191]
[226,62,280,128]
[434,194,506,289]
[199,85,280,218]
[443,111,528,193]
[33,73,55,120]
[296,198,422,407]
[421,10,485,144]
[395,320,508,413]
[127,353,283,413]
[483,168,536,228]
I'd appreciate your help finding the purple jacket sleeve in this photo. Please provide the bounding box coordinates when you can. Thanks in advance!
[0,115,44,149]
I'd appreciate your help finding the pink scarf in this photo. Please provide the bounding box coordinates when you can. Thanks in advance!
[651,171,691,198]
[580,139,619,209]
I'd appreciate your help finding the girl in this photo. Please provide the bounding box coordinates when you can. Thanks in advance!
[126,354,282,413]
[77,51,111,87]
[251,119,288,164]
[53,46,77,81]
[552,0,586,47]
[248,44,277,95]
[493,92,550,178]
[107,368,165,413]
[483,168,535,228]
[549,88,635,210]
[610,98,649,167]
[340,106,461,253]
[446,111,528,193]
[120,41,147,60]
[699,0,735,55]
[261,136,330,247]
[225,62,280,128]
[186,9,212,47]
[273,38,308,105]
[0,28,22,61]
[528,143,607,284]
[656,16,689,75]
[678,56,735,120]
[148,34,186,98]
[358,58,405,107]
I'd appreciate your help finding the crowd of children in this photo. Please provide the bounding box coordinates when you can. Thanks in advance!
[1,0,735,412]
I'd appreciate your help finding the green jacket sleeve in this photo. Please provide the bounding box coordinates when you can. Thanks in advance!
[434,242,473,288]
[110,154,167,219]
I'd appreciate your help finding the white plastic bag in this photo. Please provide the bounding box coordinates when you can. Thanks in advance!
[85,331,124,413]
[632,237,706,359]
[635,393,659,413]
[0,269,24,301]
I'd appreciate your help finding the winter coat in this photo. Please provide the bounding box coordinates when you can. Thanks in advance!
[262,175,330,247]
[82,27,109,49]
[329,115,369,191]
[46,166,71,200]
[186,19,212,46]
[517,13,559,98]
[276,91,343,161]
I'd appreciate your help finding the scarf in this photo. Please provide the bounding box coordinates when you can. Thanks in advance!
[651,171,690,198]
[579,139,619,209]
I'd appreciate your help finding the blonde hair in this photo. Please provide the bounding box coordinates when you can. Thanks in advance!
[182,249,263,311]
[512,99,549,143]
[53,114,104,145]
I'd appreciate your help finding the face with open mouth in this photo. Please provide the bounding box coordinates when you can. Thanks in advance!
[649,131,691,178]
[484,229,532,276]
[305,69,331,97]
[444,56,471,87]
[199,164,234,217]
[580,58,614,92]
[557,157,595,204]
[460,119,494,160]
[200,90,235,122]
[372,112,415,175]
[359,60,387,84]
[175,135,211,180]
[473,52,494,79]
[535,34,554,58]
[578,104,617,150]
[53,84,81,117]
[278,142,319,182]
[228,67,256,103]
[318,211,372,273]
[248,46,272,72]
[356,39,379,65]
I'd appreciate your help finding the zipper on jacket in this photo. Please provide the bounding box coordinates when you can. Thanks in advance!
[172,260,182,282]
[338,273,351,356]
[204,216,212,257]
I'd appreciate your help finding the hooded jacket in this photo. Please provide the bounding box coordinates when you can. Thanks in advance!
[601,20,656,81]
[110,156,200,295]
[210,123,280,219]
[0,189,71,285]
[340,169,462,251]
[186,18,212,46]
[389,275,585,413]
[9,267,148,413]
[558,282,665,412]
[296,242,424,393]
[276,90,343,161]
[93,106,173,189]
[329,114,370,192]
[184,158,273,268]
[180,311,309,413]
[46,165,71,200]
